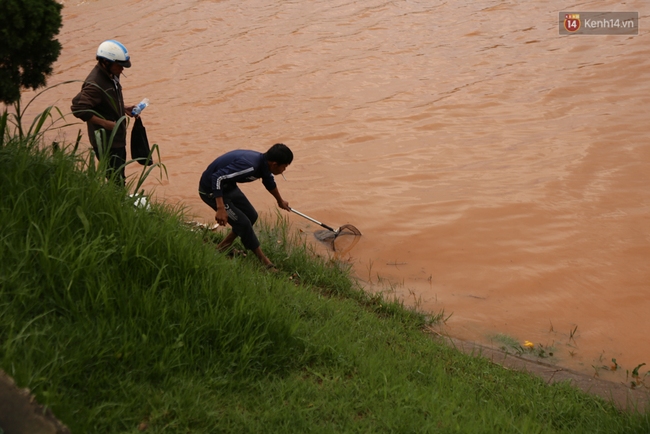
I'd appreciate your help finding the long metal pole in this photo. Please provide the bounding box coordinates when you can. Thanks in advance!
[290,208,337,233]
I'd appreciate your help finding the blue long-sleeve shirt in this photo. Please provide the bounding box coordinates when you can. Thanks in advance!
[199,150,277,198]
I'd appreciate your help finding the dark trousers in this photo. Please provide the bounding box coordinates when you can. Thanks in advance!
[199,186,260,251]
[93,146,126,186]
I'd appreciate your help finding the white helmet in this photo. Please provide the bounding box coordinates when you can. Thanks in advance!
[96,40,131,67]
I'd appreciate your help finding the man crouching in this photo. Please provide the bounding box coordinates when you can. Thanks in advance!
[198,143,293,270]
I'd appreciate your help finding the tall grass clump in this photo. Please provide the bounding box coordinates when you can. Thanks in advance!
[0,116,307,429]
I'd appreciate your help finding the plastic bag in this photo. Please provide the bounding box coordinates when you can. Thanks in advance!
[130,117,153,166]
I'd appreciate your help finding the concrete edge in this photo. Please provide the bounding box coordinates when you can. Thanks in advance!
[440,335,650,412]
[0,370,70,434]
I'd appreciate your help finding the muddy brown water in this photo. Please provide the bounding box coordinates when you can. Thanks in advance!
[19,0,650,383]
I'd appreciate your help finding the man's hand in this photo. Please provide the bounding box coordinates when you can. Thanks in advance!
[277,199,290,211]
[269,188,289,211]
[215,208,228,226]
[89,115,115,130]
[125,105,136,117]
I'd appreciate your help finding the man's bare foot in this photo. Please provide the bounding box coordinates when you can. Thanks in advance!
[265,263,278,273]
[221,248,247,258]
[217,230,237,252]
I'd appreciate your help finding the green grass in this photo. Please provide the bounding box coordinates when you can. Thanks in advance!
[1,118,649,432]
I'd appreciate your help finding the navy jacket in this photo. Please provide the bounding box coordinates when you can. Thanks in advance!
[199,150,277,198]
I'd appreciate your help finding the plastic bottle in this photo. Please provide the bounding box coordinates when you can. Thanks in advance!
[131,98,150,116]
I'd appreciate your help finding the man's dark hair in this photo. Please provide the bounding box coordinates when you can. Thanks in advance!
[264,143,293,165]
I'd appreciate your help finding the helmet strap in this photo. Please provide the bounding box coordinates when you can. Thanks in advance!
[98,58,116,75]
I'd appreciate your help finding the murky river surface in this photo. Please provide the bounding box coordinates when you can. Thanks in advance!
[23,0,649,381]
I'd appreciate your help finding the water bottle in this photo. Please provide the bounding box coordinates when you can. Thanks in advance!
[131,98,149,116]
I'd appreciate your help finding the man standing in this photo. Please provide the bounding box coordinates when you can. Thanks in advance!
[71,40,135,185]
[199,143,293,270]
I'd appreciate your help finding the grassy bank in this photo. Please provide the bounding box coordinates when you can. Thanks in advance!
[1,129,649,433]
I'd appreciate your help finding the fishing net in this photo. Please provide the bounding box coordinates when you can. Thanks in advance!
[314,224,362,252]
